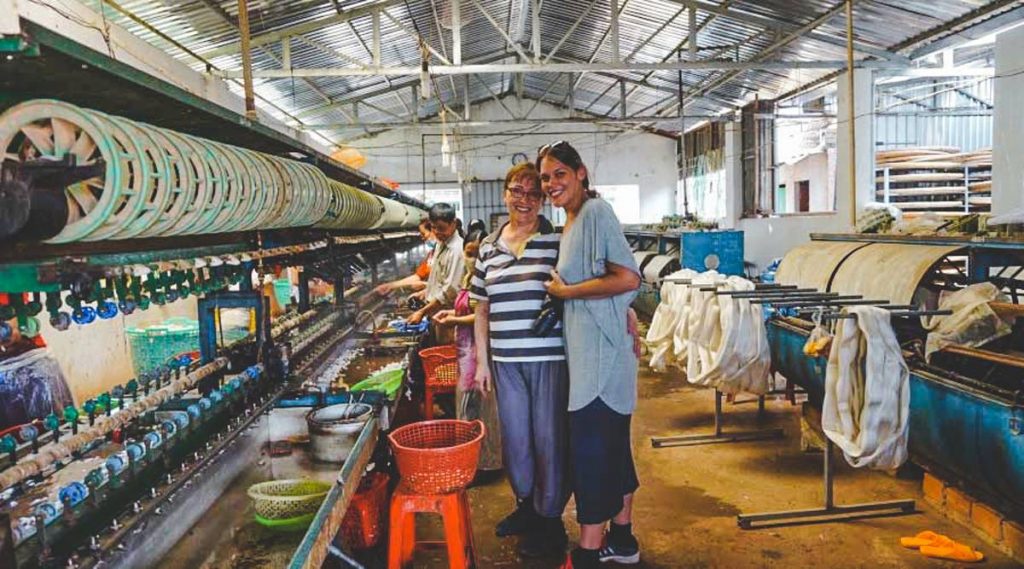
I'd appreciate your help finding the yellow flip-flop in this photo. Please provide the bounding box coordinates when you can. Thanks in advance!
[919,542,984,563]
[899,531,951,549]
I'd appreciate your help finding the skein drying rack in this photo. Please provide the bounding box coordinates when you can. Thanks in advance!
[734,294,949,529]
[650,278,793,448]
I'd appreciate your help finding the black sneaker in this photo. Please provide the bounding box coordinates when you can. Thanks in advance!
[598,534,640,564]
[495,498,538,537]
[518,517,568,558]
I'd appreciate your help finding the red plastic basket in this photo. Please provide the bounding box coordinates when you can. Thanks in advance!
[388,420,485,494]
[340,472,390,549]
[419,345,458,390]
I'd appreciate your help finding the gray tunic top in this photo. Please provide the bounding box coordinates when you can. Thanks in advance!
[557,198,640,415]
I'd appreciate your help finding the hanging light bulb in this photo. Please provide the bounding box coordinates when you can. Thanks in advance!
[419,60,431,99]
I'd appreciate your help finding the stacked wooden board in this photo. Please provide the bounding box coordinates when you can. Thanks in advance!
[875,146,992,216]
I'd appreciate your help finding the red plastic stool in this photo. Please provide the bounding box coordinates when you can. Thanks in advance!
[387,487,476,569]
[419,345,458,420]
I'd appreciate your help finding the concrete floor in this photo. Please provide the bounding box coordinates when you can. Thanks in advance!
[406,364,1019,569]
[157,361,1020,568]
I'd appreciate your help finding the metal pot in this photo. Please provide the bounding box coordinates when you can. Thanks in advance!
[306,403,373,463]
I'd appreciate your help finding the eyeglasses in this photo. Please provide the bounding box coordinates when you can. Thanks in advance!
[506,186,544,202]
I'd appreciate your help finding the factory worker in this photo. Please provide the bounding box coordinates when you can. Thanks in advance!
[373,218,434,296]
[407,203,464,327]
[433,228,503,472]
[469,162,571,558]
[538,141,643,569]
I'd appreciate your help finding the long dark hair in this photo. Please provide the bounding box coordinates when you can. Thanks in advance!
[536,141,599,198]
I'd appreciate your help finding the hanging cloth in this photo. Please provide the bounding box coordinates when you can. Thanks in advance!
[822,305,910,470]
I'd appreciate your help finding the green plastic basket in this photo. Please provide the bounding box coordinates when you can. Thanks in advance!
[254,512,317,532]
[126,317,199,377]
[247,479,331,520]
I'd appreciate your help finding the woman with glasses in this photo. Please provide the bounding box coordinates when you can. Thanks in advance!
[539,141,643,569]
[469,162,571,559]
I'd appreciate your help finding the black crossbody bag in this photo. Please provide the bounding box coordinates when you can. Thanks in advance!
[532,246,563,336]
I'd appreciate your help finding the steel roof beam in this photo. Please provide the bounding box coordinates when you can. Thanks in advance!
[470,0,532,63]
[543,0,602,64]
[667,0,911,63]
[202,0,405,58]
[613,2,731,116]
[381,9,451,65]
[653,1,856,122]
[219,59,902,78]
[305,114,728,129]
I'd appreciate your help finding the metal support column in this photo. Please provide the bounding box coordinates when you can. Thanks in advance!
[737,440,917,529]
[651,389,784,448]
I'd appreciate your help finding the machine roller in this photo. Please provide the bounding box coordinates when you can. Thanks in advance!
[0,99,424,243]
[768,236,1024,518]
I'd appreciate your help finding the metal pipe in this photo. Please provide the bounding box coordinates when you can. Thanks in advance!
[237,0,257,119]
[720,288,825,297]
[823,309,953,320]
[795,304,916,313]
[761,296,877,306]
[941,345,1024,370]
[845,0,857,229]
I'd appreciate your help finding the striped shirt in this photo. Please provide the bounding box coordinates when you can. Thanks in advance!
[469,220,565,362]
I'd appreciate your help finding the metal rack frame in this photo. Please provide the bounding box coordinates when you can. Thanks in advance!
[737,439,917,529]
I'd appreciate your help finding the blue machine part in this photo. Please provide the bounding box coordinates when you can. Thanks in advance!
[680,230,745,276]
[18,424,39,443]
[209,390,224,404]
[767,319,1024,515]
[185,404,201,420]
[229,378,242,391]
[157,410,190,430]
[760,258,782,283]
[142,430,163,449]
[84,465,109,489]
[33,500,63,525]
[198,397,212,411]
[276,390,386,408]
[125,441,146,461]
[71,306,97,325]
[58,481,90,507]
[105,451,129,476]
[97,300,118,320]
[908,370,1024,514]
[160,419,177,438]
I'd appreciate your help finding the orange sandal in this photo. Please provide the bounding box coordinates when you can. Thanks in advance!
[899,531,952,549]
[920,543,984,563]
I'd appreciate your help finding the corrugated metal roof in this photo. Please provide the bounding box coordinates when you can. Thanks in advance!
[95,0,1007,141]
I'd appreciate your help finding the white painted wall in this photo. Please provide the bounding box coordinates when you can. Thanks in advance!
[719,69,872,272]
[835,69,876,223]
[350,98,679,223]
[992,25,1024,215]
[778,152,830,213]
